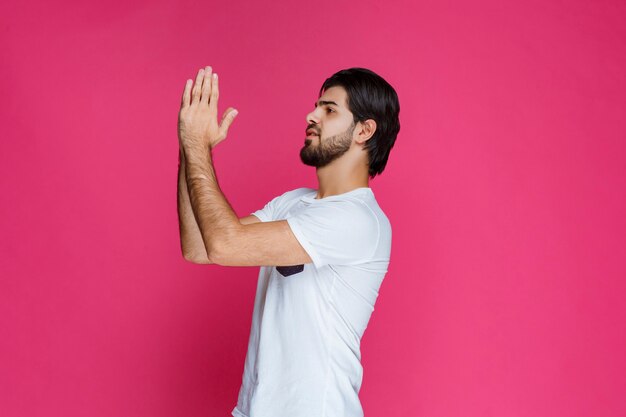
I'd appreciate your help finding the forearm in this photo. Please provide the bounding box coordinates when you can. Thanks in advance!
[183,146,240,257]
[177,148,211,263]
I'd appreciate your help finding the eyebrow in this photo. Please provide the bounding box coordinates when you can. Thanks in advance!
[315,100,340,108]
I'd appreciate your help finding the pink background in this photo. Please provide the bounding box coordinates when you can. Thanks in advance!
[1,0,625,416]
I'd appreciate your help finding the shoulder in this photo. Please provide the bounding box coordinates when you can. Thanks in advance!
[282,187,315,199]
[360,194,392,235]
[270,187,313,206]
[286,197,382,263]
[258,187,314,222]
[301,198,380,236]
[265,187,312,203]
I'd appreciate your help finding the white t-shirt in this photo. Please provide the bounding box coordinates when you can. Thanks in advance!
[232,186,392,417]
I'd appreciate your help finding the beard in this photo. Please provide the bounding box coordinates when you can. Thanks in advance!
[300,121,356,168]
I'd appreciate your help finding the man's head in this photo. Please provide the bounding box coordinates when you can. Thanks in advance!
[300,67,400,178]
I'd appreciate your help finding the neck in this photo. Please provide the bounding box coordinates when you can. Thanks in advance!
[314,153,370,200]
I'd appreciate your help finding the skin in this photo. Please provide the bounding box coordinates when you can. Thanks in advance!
[301,86,377,199]
[177,66,377,266]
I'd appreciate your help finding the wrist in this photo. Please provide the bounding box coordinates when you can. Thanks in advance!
[183,144,212,163]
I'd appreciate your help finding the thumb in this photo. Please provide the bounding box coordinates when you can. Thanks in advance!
[219,107,238,133]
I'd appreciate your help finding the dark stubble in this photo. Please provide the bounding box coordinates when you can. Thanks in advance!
[300,120,357,168]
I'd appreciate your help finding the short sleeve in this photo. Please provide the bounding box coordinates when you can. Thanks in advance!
[250,195,281,222]
[251,188,311,222]
[286,200,380,268]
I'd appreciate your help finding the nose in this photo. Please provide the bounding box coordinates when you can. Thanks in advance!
[306,107,320,126]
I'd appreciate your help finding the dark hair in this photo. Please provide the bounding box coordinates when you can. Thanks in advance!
[319,67,400,178]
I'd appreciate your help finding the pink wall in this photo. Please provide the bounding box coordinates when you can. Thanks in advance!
[1,0,625,416]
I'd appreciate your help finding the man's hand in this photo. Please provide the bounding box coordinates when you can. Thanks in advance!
[178,66,239,151]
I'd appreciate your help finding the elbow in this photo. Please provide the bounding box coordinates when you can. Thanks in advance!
[183,251,214,265]
[204,248,222,265]
[201,226,240,266]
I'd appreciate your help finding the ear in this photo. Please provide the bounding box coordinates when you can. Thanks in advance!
[355,119,377,145]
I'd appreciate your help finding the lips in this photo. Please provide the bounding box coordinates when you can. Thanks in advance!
[306,128,319,136]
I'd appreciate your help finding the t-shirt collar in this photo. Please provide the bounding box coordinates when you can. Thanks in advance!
[301,187,372,202]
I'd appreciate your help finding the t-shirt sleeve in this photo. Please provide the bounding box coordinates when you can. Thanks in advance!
[250,188,310,222]
[250,194,281,222]
[286,200,380,268]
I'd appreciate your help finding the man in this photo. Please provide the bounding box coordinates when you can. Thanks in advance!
[177,66,400,417]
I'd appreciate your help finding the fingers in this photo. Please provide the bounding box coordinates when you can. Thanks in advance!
[185,66,223,114]
[191,68,205,104]
[181,79,192,108]
[208,71,219,115]
[200,66,212,105]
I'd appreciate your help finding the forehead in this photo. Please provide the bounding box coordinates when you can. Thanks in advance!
[317,86,348,108]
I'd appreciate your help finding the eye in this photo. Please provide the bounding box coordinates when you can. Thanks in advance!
[326,108,334,113]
